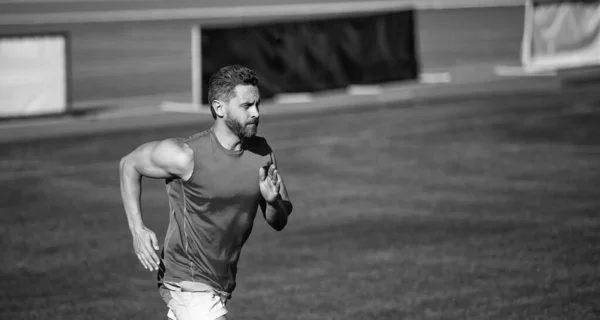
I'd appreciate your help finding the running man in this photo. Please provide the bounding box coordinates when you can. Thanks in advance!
[119,65,293,320]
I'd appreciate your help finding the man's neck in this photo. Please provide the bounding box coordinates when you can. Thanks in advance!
[212,121,243,151]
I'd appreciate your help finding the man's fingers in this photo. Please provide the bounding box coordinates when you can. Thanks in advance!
[265,175,275,188]
[143,240,160,268]
[134,241,149,270]
[137,253,150,270]
[132,229,160,271]
[140,247,159,271]
[259,167,266,181]
[268,176,280,193]
[268,164,275,178]
[148,252,160,269]
[150,232,160,251]
[144,256,157,271]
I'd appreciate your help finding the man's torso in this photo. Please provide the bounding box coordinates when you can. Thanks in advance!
[158,129,273,294]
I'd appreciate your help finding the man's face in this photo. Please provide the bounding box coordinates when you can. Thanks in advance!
[223,85,260,138]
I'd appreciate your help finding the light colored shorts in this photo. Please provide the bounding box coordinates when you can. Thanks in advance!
[161,288,228,320]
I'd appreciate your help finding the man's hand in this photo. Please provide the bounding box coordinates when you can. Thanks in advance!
[131,226,160,271]
[258,158,293,231]
[259,164,281,203]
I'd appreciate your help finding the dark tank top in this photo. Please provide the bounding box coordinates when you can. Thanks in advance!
[158,128,273,295]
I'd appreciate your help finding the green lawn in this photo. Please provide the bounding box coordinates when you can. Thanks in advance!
[1,89,599,319]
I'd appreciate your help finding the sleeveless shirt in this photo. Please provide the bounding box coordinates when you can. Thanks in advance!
[157,128,274,296]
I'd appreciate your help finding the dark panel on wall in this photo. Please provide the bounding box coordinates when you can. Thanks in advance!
[201,10,418,103]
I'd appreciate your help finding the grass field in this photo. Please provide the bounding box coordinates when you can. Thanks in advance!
[1,87,600,319]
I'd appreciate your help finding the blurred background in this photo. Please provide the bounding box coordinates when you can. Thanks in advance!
[1,0,599,319]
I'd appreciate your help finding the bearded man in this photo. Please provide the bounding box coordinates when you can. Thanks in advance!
[119,65,293,320]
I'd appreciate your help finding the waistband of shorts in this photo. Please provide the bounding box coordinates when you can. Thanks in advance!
[163,281,231,302]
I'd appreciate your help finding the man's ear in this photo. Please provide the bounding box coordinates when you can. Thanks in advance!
[212,100,225,118]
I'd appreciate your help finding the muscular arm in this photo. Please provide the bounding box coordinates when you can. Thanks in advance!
[119,138,194,270]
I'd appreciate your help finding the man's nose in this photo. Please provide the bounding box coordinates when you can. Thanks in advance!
[249,105,260,118]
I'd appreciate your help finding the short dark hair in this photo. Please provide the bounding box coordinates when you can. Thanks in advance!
[207,65,259,119]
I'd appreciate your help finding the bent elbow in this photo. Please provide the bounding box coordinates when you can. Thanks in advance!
[119,156,129,174]
[119,155,137,177]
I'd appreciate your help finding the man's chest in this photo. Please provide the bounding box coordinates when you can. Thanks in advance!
[193,154,271,201]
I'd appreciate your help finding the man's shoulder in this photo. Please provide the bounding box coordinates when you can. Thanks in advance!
[183,130,212,144]
[174,130,212,153]
[155,137,193,155]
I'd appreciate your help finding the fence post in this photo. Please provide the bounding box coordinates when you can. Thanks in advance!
[191,24,202,110]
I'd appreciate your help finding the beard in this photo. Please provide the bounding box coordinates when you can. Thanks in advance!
[225,117,259,139]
